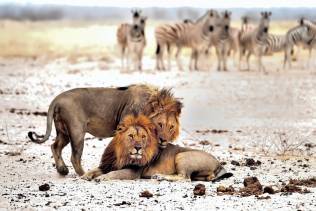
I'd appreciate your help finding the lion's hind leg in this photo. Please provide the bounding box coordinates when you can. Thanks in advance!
[51,117,70,175]
[175,151,221,181]
[151,174,190,182]
[96,169,141,181]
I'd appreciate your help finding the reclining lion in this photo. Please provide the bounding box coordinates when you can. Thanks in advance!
[28,84,182,176]
[83,114,232,182]
[82,113,160,180]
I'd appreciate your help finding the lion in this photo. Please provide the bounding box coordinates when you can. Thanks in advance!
[82,113,160,180]
[83,115,232,182]
[27,84,182,176]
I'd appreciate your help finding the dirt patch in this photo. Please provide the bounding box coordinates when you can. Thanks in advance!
[288,178,316,188]
[8,108,47,117]
[217,177,313,197]
[195,129,229,135]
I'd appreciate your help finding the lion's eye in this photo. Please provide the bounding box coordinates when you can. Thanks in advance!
[128,134,133,139]
[158,123,163,128]
[142,135,146,139]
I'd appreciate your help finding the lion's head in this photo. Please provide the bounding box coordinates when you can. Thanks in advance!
[109,114,159,170]
[144,88,183,148]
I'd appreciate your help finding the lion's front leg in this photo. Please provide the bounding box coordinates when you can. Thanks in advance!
[81,167,103,181]
[95,169,142,181]
[151,174,190,182]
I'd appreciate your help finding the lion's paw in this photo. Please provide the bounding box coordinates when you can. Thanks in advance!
[81,173,94,181]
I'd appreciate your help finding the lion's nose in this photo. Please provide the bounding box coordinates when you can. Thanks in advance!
[134,145,142,151]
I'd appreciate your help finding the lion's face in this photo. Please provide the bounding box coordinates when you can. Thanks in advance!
[151,112,180,148]
[114,115,159,169]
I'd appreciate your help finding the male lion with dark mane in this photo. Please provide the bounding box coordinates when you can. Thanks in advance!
[83,114,232,182]
[27,84,182,176]
[82,113,160,180]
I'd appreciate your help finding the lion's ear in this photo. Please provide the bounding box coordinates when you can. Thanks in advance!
[175,100,183,115]
[116,123,126,133]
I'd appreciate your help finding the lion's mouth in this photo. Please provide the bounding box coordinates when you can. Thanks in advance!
[130,148,143,160]
[158,139,168,148]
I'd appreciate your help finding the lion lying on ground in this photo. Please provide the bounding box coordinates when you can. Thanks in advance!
[27,84,182,176]
[82,114,232,182]
[82,113,160,180]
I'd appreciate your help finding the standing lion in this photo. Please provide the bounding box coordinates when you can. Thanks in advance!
[28,84,182,176]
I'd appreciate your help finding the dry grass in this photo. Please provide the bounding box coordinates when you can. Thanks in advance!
[0,20,301,61]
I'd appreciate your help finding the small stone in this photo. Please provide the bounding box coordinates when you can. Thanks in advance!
[139,190,153,198]
[39,183,50,191]
[193,184,206,196]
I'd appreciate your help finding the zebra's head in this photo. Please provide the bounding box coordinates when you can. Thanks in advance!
[131,9,142,19]
[204,9,221,33]
[259,11,272,34]
[221,10,232,32]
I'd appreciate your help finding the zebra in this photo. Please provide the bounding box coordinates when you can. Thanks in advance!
[298,18,316,68]
[155,9,221,71]
[212,10,233,71]
[238,11,272,72]
[117,10,147,71]
[238,16,256,70]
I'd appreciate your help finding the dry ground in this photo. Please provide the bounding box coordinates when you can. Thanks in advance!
[0,20,316,210]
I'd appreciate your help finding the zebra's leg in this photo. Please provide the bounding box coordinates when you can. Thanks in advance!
[120,45,125,70]
[238,48,243,71]
[155,43,162,71]
[283,48,289,70]
[215,47,221,71]
[246,51,251,71]
[189,49,194,71]
[194,51,200,71]
[167,43,171,71]
[175,46,183,71]
[126,47,131,72]
[307,47,312,69]
[223,48,228,71]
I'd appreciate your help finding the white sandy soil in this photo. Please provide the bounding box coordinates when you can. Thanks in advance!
[0,57,316,210]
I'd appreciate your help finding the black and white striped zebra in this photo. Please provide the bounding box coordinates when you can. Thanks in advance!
[238,11,272,72]
[298,18,316,68]
[283,20,314,69]
[155,9,220,71]
[212,10,233,71]
[117,10,147,71]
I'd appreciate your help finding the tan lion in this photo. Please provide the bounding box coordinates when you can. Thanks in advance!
[82,113,160,180]
[83,115,232,182]
[28,85,182,176]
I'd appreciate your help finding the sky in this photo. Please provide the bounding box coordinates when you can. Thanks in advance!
[1,0,316,8]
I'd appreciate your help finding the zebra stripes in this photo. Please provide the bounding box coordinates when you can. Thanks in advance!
[155,9,221,70]
[117,10,147,71]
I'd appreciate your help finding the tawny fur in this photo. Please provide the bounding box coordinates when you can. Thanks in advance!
[28,84,182,176]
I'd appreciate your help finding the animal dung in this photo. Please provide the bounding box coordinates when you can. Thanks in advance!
[193,184,206,196]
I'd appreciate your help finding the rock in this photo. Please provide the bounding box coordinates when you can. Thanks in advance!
[39,183,50,191]
[217,185,235,195]
[193,184,206,196]
[256,195,271,200]
[231,160,240,166]
[263,186,275,194]
[139,190,153,198]
[240,177,263,197]
[245,158,262,167]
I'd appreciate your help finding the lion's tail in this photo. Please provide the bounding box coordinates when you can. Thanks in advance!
[212,166,233,182]
[28,101,56,144]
